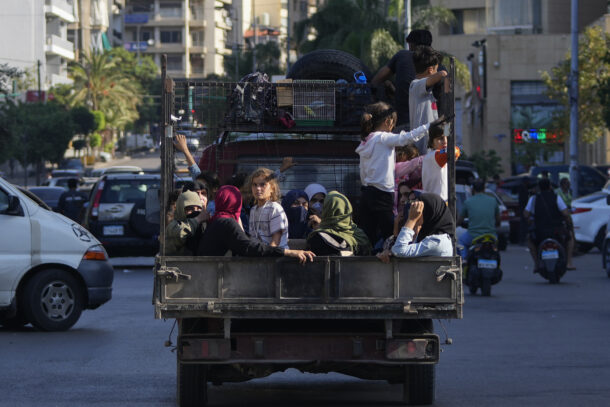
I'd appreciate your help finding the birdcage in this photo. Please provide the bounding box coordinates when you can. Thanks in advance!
[292,80,335,126]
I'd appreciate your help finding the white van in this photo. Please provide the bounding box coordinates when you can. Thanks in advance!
[0,177,114,331]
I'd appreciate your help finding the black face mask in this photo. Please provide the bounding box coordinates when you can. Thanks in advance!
[186,210,201,219]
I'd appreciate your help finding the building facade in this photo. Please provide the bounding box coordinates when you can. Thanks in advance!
[430,0,609,175]
[0,0,78,92]
[122,0,232,78]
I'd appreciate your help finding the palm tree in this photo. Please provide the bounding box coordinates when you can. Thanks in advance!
[69,51,141,130]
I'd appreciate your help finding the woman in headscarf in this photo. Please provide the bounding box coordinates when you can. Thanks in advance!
[390,193,454,257]
[196,185,315,263]
[281,189,310,239]
[306,191,371,256]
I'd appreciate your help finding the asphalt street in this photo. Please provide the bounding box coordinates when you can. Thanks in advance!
[1,245,609,407]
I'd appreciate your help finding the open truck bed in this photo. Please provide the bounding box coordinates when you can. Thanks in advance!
[154,55,461,406]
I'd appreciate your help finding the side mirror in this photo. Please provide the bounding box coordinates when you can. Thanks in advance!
[6,195,23,215]
[145,188,160,224]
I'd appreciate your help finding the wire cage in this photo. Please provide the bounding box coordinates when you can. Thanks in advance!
[292,80,336,126]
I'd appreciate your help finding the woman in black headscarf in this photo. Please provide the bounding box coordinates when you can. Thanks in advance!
[390,193,454,257]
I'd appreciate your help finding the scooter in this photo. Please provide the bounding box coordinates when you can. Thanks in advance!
[464,234,502,296]
[536,238,567,284]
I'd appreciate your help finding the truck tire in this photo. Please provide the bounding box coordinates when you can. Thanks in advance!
[178,360,208,407]
[403,364,435,405]
[21,269,84,331]
[287,49,372,82]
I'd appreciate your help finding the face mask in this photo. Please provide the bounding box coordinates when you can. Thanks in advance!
[311,202,323,214]
[186,210,201,219]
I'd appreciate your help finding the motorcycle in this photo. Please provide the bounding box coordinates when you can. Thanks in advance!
[464,234,502,296]
[536,237,567,284]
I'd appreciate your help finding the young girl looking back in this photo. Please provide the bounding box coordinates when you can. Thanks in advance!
[356,101,446,245]
[247,168,289,248]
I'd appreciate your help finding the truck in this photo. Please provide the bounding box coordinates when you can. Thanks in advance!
[152,54,463,406]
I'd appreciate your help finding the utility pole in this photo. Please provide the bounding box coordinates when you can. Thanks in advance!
[36,60,42,101]
[569,0,579,197]
[252,0,257,72]
[403,0,411,43]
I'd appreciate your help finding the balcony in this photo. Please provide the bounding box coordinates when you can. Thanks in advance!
[44,0,76,23]
[45,35,75,60]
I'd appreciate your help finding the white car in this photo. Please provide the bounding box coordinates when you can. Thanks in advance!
[571,191,610,252]
[0,177,114,331]
[602,227,610,278]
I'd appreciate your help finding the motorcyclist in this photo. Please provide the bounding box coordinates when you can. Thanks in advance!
[457,179,500,259]
[523,178,572,272]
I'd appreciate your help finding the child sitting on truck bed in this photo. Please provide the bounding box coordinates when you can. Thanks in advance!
[247,168,289,249]
[166,190,209,255]
[196,186,315,264]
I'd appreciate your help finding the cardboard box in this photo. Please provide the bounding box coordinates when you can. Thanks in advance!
[276,79,293,107]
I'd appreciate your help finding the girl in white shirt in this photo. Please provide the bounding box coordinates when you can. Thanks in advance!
[356,101,445,246]
[247,168,289,249]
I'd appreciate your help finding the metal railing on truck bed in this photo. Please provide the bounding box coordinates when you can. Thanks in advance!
[154,256,463,320]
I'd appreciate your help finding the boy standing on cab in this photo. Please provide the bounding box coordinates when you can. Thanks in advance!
[409,46,447,154]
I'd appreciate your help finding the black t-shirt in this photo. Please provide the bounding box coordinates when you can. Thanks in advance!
[387,50,416,126]
[57,189,88,222]
[196,217,284,257]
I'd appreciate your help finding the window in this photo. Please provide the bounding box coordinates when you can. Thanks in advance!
[191,30,204,46]
[159,2,182,18]
[440,8,485,35]
[167,55,183,71]
[487,0,541,34]
[161,30,182,43]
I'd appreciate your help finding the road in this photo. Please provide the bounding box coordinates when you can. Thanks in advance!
[1,245,609,407]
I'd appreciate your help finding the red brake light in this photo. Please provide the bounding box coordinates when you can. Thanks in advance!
[91,180,105,219]
[501,210,510,221]
[571,207,592,214]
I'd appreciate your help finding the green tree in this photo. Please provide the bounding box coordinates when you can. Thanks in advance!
[2,101,75,183]
[71,106,96,135]
[92,110,106,132]
[0,64,23,96]
[541,26,610,143]
[224,42,284,78]
[465,149,504,180]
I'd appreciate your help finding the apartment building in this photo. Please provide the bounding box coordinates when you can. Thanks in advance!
[429,0,609,174]
[0,0,77,92]
[122,0,232,78]
[68,0,124,58]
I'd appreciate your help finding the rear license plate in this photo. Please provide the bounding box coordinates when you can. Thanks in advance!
[541,250,559,260]
[478,259,498,269]
[103,225,124,236]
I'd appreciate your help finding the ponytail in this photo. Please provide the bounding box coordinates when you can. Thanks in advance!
[360,112,374,140]
[360,101,397,140]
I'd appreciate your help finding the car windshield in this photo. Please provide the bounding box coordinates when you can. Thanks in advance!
[100,179,160,204]
[236,156,361,199]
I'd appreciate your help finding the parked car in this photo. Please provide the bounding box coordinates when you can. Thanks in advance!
[571,190,610,252]
[594,165,610,179]
[0,176,113,331]
[455,160,479,185]
[27,186,66,211]
[82,173,160,257]
[529,165,607,197]
[90,166,143,178]
[41,176,80,189]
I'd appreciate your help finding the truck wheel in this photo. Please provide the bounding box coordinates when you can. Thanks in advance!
[22,269,84,331]
[287,49,372,82]
[481,278,492,296]
[177,360,208,407]
[403,364,435,405]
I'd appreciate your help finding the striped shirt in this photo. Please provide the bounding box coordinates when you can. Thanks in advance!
[249,201,289,248]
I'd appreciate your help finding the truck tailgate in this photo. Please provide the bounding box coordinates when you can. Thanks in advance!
[154,256,463,320]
